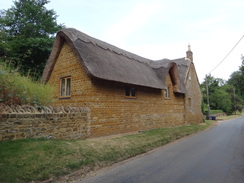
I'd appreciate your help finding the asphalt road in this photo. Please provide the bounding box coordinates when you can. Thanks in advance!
[76,117,244,183]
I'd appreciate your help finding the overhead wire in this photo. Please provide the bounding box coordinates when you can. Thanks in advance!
[209,35,244,75]
[205,34,243,119]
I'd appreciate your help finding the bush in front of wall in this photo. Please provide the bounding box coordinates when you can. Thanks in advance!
[0,62,54,106]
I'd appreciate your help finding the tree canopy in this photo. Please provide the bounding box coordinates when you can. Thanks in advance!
[228,56,244,101]
[0,0,64,79]
[201,57,244,115]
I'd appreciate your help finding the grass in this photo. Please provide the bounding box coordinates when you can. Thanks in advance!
[0,121,214,183]
[217,112,244,121]
[0,62,54,106]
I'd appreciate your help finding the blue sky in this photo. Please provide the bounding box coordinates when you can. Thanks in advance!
[1,0,244,82]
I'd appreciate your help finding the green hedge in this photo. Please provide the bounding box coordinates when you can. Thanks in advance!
[210,110,224,114]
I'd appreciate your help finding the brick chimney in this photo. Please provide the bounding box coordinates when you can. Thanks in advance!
[186,44,193,62]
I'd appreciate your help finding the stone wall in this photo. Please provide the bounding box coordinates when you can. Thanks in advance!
[0,105,91,141]
[47,43,186,137]
[184,63,204,124]
[47,42,203,137]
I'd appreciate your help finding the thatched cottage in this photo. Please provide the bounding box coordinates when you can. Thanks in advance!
[42,28,203,137]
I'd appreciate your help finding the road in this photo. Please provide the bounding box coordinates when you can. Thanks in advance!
[76,117,244,183]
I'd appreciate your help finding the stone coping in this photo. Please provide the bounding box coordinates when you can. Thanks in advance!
[0,104,90,114]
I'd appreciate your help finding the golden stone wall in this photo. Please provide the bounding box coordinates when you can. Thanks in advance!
[184,64,204,123]
[48,42,203,137]
[0,106,91,141]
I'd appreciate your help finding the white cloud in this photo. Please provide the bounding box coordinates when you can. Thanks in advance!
[102,1,164,47]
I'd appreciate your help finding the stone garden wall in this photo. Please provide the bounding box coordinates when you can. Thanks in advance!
[0,105,91,141]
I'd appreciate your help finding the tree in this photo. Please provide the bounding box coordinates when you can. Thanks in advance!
[201,75,234,115]
[228,56,244,101]
[227,56,244,112]
[0,0,64,79]
[201,56,244,115]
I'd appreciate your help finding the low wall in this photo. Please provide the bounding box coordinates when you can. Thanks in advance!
[0,105,91,141]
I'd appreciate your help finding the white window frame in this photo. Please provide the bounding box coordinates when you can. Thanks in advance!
[164,86,170,99]
[60,76,71,98]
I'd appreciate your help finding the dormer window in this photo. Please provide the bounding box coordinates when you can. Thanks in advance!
[164,86,170,99]
[125,86,136,98]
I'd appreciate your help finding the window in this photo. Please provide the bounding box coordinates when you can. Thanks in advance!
[60,77,71,97]
[125,86,136,98]
[164,86,170,99]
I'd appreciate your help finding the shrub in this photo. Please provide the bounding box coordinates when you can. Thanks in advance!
[0,62,54,106]
[210,110,224,114]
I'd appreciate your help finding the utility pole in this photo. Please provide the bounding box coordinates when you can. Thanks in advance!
[234,87,236,115]
[204,35,243,119]
[205,75,211,120]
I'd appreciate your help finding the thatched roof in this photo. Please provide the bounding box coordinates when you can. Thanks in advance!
[42,28,191,94]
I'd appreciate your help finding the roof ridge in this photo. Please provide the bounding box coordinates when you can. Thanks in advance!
[66,28,152,66]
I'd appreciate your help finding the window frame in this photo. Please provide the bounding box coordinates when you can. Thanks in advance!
[164,86,171,99]
[60,76,71,98]
[125,86,137,99]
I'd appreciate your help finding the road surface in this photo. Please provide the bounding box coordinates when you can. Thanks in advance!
[76,117,244,183]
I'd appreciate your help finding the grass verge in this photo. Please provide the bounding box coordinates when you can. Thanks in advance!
[220,114,243,121]
[0,121,213,183]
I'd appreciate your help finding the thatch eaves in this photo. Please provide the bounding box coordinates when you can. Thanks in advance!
[42,28,190,94]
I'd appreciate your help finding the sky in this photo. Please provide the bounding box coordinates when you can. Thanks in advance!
[1,0,244,82]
